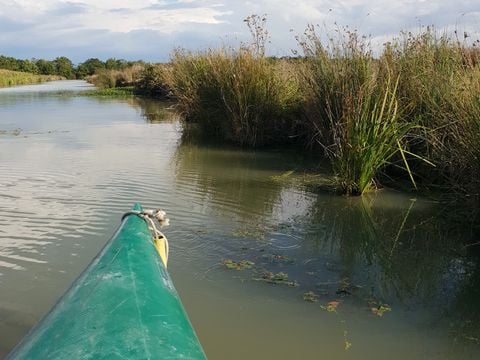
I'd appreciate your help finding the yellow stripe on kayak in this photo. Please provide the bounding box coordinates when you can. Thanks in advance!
[154,236,168,267]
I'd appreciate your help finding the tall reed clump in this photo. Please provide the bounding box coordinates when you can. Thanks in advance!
[384,29,480,194]
[88,64,144,88]
[136,64,172,97]
[299,26,420,195]
[164,15,302,146]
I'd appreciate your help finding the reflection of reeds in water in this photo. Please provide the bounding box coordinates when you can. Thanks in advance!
[446,258,480,346]
[125,98,180,123]
[296,188,480,343]
[306,192,472,305]
[173,143,297,223]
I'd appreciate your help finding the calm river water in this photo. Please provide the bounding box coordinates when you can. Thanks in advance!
[0,81,479,359]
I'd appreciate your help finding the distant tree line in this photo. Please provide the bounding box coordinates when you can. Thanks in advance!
[0,55,144,79]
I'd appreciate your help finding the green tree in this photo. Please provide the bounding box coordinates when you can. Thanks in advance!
[54,56,75,79]
[0,55,20,71]
[105,58,129,70]
[18,59,39,73]
[76,58,105,78]
[35,59,56,75]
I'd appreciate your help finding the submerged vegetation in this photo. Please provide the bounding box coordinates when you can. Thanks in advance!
[81,86,135,97]
[208,181,480,347]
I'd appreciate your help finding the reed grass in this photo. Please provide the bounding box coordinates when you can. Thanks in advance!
[137,19,480,196]
[135,64,172,97]
[384,29,480,194]
[0,69,63,87]
[296,26,427,194]
[87,65,144,88]
[165,47,302,146]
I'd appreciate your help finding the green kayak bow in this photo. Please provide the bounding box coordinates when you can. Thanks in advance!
[7,204,206,360]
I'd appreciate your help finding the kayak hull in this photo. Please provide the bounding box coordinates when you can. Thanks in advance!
[7,204,206,360]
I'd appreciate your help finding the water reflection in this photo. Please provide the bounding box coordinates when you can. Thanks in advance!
[127,98,180,123]
[173,143,303,223]
[173,140,480,350]
[304,194,459,303]
[0,80,94,94]
[296,192,480,346]
[0,87,185,357]
[447,257,480,348]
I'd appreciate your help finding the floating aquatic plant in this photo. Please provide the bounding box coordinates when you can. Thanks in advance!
[254,271,299,287]
[261,253,295,264]
[343,330,352,350]
[371,304,391,317]
[321,300,341,313]
[222,259,255,270]
[231,226,267,241]
[303,291,320,302]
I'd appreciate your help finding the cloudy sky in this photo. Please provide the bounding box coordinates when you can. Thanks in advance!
[0,0,479,63]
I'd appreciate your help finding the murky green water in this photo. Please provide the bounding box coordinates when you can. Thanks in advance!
[0,81,479,359]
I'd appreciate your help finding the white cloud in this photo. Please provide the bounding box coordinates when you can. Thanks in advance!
[0,0,230,33]
[0,0,478,61]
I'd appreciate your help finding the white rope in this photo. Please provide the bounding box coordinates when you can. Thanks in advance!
[122,209,170,265]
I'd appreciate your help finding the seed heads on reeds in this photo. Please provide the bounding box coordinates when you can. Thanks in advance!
[146,19,480,196]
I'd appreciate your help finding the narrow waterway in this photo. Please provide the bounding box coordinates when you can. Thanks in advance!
[0,81,479,359]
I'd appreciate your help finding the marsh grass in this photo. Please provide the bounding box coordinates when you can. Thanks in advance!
[88,65,144,88]
[329,77,412,195]
[384,29,480,194]
[137,19,480,196]
[135,64,172,97]
[166,48,302,146]
[0,69,62,87]
[299,26,428,194]
[160,15,302,146]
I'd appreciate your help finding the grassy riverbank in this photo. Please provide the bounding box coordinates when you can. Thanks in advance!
[0,69,63,87]
[132,24,480,196]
